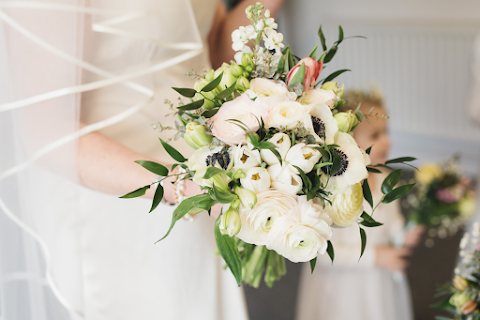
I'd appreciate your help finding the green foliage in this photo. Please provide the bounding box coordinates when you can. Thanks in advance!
[360,212,383,227]
[322,69,351,84]
[172,87,196,98]
[134,160,169,176]
[381,169,402,194]
[201,72,223,92]
[326,240,334,263]
[359,227,367,260]
[214,216,243,286]
[159,138,187,163]
[310,257,317,273]
[382,183,415,204]
[288,62,306,89]
[119,185,150,199]
[362,179,373,209]
[214,81,237,100]
[210,185,238,204]
[149,184,164,213]
[177,99,204,111]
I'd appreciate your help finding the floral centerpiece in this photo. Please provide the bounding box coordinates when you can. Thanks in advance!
[121,3,416,287]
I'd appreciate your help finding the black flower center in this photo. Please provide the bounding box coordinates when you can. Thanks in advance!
[311,116,326,139]
[206,151,231,170]
[321,148,349,177]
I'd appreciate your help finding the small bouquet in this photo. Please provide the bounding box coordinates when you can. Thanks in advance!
[404,157,476,246]
[121,3,416,287]
[434,223,480,320]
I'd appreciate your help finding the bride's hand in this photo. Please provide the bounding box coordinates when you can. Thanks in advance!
[375,246,411,273]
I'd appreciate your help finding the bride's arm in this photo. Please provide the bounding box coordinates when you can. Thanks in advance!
[208,0,285,68]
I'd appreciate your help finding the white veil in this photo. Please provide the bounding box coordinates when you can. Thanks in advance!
[0,0,202,318]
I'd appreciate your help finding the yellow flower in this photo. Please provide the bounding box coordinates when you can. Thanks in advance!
[415,164,441,185]
[325,183,364,227]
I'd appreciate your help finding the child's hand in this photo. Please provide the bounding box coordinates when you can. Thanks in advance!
[404,225,425,248]
[375,246,411,273]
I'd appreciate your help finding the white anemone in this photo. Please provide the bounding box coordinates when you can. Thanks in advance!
[303,103,338,144]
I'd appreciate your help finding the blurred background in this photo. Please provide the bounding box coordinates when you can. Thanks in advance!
[225,0,480,319]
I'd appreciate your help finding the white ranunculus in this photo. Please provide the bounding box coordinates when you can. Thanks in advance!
[232,144,262,172]
[303,102,339,144]
[246,79,297,110]
[259,132,291,165]
[325,183,364,227]
[285,143,321,174]
[298,88,338,108]
[240,167,271,193]
[266,101,308,130]
[267,163,303,195]
[266,196,332,263]
[237,189,297,245]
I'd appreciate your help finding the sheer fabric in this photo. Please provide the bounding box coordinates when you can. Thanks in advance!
[469,33,480,124]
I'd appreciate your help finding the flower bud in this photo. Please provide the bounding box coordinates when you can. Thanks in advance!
[234,186,257,209]
[246,12,253,19]
[230,63,244,78]
[232,168,247,180]
[194,79,215,109]
[219,207,242,237]
[210,172,231,191]
[241,53,254,68]
[221,69,237,89]
[236,76,250,92]
[461,300,477,315]
[450,292,470,309]
[204,69,216,82]
[321,82,344,98]
[334,110,359,133]
[264,9,271,18]
[453,275,469,291]
[184,122,213,149]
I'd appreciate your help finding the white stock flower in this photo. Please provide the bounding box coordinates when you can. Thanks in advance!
[303,102,339,144]
[299,89,338,108]
[259,133,291,165]
[267,163,303,195]
[241,167,271,193]
[325,183,364,227]
[285,143,321,174]
[266,196,332,263]
[231,25,256,52]
[263,27,284,52]
[320,132,369,193]
[237,189,297,245]
[232,144,262,172]
[255,17,278,31]
[266,101,308,130]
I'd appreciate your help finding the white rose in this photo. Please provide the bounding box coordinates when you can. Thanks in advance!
[240,167,271,193]
[259,132,291,165]
[232,144,262,172]
[266,101,308,130]
[298,88,338,108]
[285,143,321,174]
[267,163,303,195]
[266,196,332,263]
[237,189,297,245]
[325,183,364,227]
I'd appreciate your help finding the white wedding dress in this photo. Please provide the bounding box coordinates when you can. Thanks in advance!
[296,174,414,320]
[0,0,249,319]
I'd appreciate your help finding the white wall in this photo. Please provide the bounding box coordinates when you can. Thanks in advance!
[279,0,480,176]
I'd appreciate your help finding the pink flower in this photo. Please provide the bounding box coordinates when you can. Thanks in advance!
[287,57,323,91]
[461,300,478,315]
[210,95,270,146]
[436,188,457,203]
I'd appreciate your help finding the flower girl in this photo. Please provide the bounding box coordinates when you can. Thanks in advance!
[296,88,423,320]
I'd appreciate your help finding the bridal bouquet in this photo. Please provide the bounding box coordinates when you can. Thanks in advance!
[404,157,476,246]
[122,3,415,287]
[434,223,480,320]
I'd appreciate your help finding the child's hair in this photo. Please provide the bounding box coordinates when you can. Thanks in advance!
[342,86,385,112]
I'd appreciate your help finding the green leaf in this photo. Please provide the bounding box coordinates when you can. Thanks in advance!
[317,50,327,63]
[313,162,333,170]
[214,81,237,100]
[359,227,367,260]
[293,165,312,191]
[134,160,169,176]
[322,69,350,84]
[193,196,217,211]
[246,132,259,147]
[318,25,327,51]
[367,167,382,173]
[177,114,188,126]
[381,169,402,194]
[382,183,415,204]
[326,240,334,263]
[149,184,164,213]
[177,99,204,111]
[329,149,341,176]
[308,45,318,60]
[210,185,238,204]
[362,179,373,209]
[323,45,338,63]
[337,25,344,44]
[172,87,196,98]
[119,185,150,199]
[385,157,416,164]
[156,193,211,242]
[276,53,285,73]
[310,257,317,273]
[214,216,243,286]
[360,212,383,227]
[201,108,219,118]
[203,167,227,179]
[355,109,364,122]
[201,72,223,92]
[288,62,306,89]
[257,141,276,150]
[159,138,187,163]
[365,146,372,154]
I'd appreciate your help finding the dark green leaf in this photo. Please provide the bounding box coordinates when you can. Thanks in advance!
[288,62,306,88]
[326,240,334,263]
[323,45,338,63]
[276,53,285,73]
[322,69,350,84]
[134,160,169,176]
[360,212,383,227]
[381,169,402,194]
[362,179,373,209]
[313,162,333,170]
[359,227,367,260]
[355,109,364,122]
[210,185,238,204]
[193,196,217,211]
[214,81,237,100]
[382,183,415,204]
[214,216,243,286]
[310,257,317,273]
[119,185,150,199]
[365,146,372,154]
[257,141,276,149]
[149,184,164,213]
[177,99,204,111]
[318,25,327,51]
[203,167,227,179]
[246,132,259,147]
[308,45,318,60]
[337,25,344,44]
[329,149,341,176]
[317,147,331,161]
[367,167,382,173]
[159,138,187,163]
[317,50,327,63]
[385,157,416,164]
[172,87,196,98]
[201,108,219,118]
[201,72,223,92]
[293,165,312,191]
